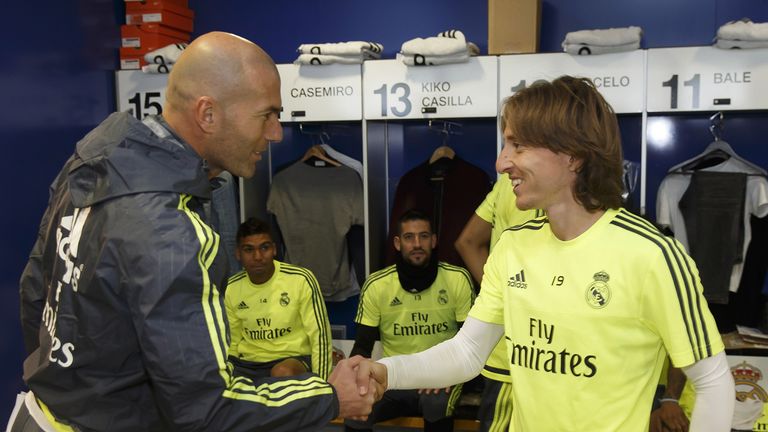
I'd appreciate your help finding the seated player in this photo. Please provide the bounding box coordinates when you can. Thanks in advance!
[225,218,332,380]
[345,209,475,432]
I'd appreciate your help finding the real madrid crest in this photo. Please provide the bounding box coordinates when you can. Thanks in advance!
[732,361,768,402]
[585,271,611,309]
[438,289,449,305]
[280,292,290,307]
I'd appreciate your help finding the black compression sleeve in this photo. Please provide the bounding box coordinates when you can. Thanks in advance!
[350,324,379,358]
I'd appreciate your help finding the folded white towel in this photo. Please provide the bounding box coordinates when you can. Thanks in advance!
[401,29,468,56]
[467,41,481,56]
[563,26,643,47]
[297,41,383,57]
[717,18,768,42]
[144,43,188,64]
[563,41,640,55]
[437,29,466,40]
[715,38,768,49]
[142,63,173,74]
[397,51,469,66]
[294,53,369,65]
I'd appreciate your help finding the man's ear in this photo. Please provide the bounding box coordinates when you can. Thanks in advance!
[234,246,241,263]
[568,155,584,173]
[430,233,437,249]
[194,96,216,134]
[394,236,401,252]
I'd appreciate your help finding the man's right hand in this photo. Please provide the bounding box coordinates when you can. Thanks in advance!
[328,356,383,420]
[353,356,388,398]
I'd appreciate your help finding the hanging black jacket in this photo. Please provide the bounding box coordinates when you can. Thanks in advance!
[19,112,338,431]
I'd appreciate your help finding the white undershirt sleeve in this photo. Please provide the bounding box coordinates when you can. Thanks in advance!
[682,351,735,431]
[377,316,503,389]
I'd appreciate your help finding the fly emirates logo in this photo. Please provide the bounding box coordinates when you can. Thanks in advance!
[392,312,450,336]
[508,317,597,378]
[41,207,91,368]
[243,317,293,340]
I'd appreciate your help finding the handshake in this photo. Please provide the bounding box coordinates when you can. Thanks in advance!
[327,355,388,420]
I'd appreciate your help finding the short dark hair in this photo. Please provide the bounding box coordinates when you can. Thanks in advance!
[236,217,272,244]
[501,75,624,211]
[397,209,432,236]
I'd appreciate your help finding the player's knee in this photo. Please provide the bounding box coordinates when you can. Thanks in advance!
[270,359,306,377]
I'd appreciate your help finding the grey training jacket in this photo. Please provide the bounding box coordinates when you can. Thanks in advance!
[19,112,338,431]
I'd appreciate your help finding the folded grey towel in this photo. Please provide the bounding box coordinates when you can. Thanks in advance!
[401,29,468,56]
[715,38,768,49]
[563,26,643,46]
[717,18,768,42]
[294,53,369,65]
[397,51,469,66]
[563,41,640,55]
[297,41,383,57]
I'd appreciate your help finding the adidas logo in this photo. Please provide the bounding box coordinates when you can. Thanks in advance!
[507,269,527,289]
[389,297,403,306]
[237,301,249,310]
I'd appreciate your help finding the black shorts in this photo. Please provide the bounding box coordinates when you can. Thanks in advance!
[229,355,312,381]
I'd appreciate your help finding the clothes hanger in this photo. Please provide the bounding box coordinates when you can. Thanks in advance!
[316,132,340,159]
[428,120,459,164]
[299,125,341,167]
[668,112,766,175]
[429,146,455,164]
[301,146,341,166]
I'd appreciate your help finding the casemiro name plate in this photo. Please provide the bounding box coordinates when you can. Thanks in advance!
[277,63,363,122]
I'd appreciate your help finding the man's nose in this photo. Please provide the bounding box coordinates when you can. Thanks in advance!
[496,148,513,173]
[267,117,283,143]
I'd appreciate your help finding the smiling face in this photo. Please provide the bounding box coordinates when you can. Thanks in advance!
[498,76,624,212]
[394,219,436,268]
[497,124,579,212]
[236,233,277,284]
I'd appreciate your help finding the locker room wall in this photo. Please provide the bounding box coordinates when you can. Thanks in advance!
[0,0,121,416]
[2,0,767,416]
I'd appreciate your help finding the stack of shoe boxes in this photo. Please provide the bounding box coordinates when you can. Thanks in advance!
[120,0,194,70]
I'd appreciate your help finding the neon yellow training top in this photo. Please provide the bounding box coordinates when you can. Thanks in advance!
[470,208,723,431]
[225,261,332,379]
[355,262,475,357]
[475,173,541,382]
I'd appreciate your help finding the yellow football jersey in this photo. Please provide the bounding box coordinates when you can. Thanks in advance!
[476,174,541,382]
[470,208,723,431]
[225,261,333,379]
[356,262,474,358]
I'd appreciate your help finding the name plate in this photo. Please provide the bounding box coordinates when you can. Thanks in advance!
[498,51,645,114]
[647,46,768,112]
[363,57,498,119]
[278,64,362,121]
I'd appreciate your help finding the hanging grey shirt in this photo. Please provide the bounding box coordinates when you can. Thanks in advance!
[267,161,364,301]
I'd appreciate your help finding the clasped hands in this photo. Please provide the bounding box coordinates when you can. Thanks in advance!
[327,355,388,420]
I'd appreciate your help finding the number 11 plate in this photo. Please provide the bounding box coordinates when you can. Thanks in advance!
[647,46,768,112]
